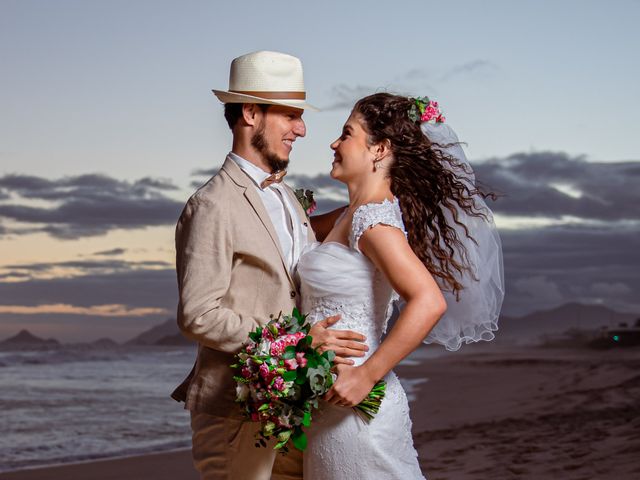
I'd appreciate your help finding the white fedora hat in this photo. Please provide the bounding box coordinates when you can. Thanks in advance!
[213,50,318,111]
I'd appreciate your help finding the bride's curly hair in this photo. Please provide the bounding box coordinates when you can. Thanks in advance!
[353,93,494,296]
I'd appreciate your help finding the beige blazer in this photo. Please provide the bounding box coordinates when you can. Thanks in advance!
[171,157,316,416]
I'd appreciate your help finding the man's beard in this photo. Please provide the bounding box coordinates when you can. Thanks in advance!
[251,125,289,173]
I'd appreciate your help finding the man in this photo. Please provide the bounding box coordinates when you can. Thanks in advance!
[172,51,367,480]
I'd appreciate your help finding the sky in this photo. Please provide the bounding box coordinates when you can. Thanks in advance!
[1,0,639,341]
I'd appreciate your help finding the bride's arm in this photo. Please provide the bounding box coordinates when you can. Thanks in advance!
[324,224,446,407]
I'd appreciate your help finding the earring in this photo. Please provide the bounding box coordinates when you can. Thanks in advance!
[373,158,381,171]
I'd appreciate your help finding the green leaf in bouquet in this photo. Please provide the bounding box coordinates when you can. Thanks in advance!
[258,403,270,412]
[302,410,311,427]
[305,355,318,369]
[295,367,307,385]
[277,429,292,444]
[318,354,331,370]
[274,428,293,450]
[291,428,308,451]
[295,335,312,351]
[274,439,289,450]
[249,327,263,342]
[283,345,296,360]
[282,370,297,382]
[322,350,336,363]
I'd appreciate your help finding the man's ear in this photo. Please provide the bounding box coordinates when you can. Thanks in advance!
[242,103,262,127]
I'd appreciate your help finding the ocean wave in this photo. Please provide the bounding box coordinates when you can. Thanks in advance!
[0,347,131,367]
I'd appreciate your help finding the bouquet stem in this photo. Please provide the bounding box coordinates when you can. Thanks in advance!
[353,380,386,421]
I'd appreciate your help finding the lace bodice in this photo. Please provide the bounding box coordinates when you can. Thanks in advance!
[298,198,406,365]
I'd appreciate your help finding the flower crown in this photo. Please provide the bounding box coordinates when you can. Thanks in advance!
[407,96,445,124]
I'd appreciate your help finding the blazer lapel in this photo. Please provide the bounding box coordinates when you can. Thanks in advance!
[221,157,295,287]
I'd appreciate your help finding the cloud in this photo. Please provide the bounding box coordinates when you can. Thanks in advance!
[0,303,169,317]
[513,275,564,304]
[320,84,382,111]
[286,172,348,213]
[0,268,176,310]
[191,168,219,177]
[1,259,171,278]
[439,60,499,81]
[285,158,640,315]
[286,153,640,222]
[0,173,184,239]
[590,282,633,297]
[474,153,640,221]
[500,224,640,315]
[93,248,127,256]
[2,153,637,322]
[321,60,497,110]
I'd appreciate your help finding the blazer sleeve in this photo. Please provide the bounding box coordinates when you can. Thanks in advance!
[175,195,260,353]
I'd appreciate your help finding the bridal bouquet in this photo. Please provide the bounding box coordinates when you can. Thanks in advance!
[231,308,386,453]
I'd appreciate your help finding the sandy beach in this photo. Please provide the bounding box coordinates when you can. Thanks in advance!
[3,345,639,480]
[404,346,640,480]
[0,449,198,480]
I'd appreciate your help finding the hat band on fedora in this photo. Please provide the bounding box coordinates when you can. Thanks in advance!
[230,90,306,100]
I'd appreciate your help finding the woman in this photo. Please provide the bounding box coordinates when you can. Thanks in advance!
[299,93,503,479]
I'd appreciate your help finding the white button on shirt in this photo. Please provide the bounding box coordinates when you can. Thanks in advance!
[228,153,305,272]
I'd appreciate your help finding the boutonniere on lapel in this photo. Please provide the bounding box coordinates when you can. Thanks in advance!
[294,188,317,217]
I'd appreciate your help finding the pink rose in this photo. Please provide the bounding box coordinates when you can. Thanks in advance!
[259,363,274,382]
[241,366,252,378]
[284,358,298,370]
[307,201,317,216]
[273,377,285,391]
[262,328,274,341]
[295,352,307,368]
[270,340,285,356]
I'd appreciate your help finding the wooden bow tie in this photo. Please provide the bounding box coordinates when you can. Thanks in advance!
[260,170,287,189]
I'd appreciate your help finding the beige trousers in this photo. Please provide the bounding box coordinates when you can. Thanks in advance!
[190,411,303,480]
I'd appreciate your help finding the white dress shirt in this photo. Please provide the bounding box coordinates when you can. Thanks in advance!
[228,153,306,272]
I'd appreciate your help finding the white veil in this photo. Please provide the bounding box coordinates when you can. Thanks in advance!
[398,122,504,351]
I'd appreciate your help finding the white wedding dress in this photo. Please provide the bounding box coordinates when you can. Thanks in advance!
[298,198,426,480]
